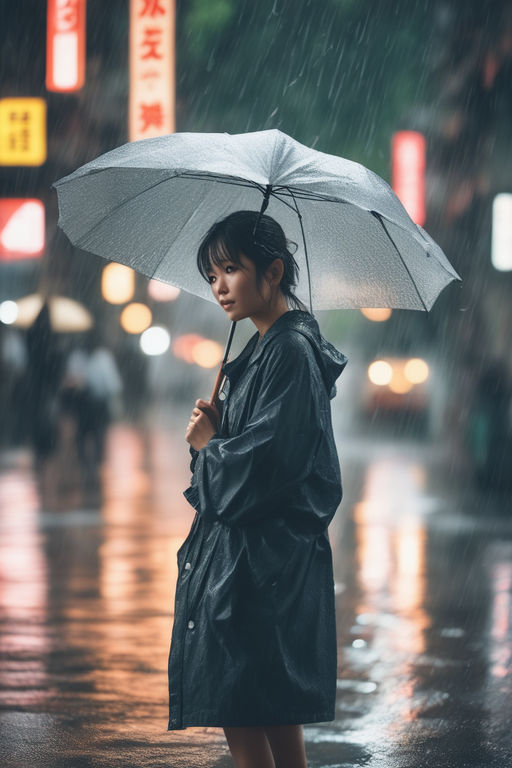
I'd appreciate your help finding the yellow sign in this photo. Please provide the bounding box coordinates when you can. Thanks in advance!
[0,98,47,166]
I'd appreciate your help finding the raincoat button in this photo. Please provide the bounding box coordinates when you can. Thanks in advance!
[184,562,192,570]
[188,620,195,629]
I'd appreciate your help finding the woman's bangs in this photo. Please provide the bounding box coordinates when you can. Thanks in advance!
[200,235,242,278]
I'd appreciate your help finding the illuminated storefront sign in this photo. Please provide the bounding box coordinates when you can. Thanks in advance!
[46,0,86,92]
[492,194,512,271]
[392,130,426,227]
[129,0,175,141]
[0,99,47,166]
[0,199,45,260]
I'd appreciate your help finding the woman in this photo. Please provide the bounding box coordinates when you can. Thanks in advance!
[167,210,348,768]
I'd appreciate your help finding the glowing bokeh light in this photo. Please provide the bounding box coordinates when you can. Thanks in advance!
[368,360,393,386]
[404,358,429,384]
[191,339,224,369]
[140,325,170,356]
[361,308,392,322]
[388,368,414,394]
[148,280,180,302]
[0,300,18,324]
[101,263,135,304]
[120,302,152,334]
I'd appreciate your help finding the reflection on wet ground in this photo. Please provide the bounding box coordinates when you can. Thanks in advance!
[1,406,511,767]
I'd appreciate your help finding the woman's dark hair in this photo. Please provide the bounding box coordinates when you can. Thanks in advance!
[196,210,311,313]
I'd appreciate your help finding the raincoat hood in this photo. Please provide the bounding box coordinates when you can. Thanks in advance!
[222,309,348,400]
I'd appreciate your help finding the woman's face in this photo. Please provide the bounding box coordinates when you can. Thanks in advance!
[208,252,271,321]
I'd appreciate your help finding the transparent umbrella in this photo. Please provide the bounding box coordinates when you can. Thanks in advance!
[52,128,461,401]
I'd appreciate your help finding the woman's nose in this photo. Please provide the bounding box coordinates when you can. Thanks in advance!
[215,276,228,295]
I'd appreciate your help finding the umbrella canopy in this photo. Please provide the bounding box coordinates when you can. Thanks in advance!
[52,129,461,313]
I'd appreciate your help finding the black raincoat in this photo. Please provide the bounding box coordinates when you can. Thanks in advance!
[167,309,348,730]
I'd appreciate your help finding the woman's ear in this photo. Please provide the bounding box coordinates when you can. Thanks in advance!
[267,257,284,286]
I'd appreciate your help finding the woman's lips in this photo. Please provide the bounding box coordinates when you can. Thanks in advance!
[222,302,235,309]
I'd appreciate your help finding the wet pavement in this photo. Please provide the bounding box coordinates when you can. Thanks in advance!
[1,403,511,768]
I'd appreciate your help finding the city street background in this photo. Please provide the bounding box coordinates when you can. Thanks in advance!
[1,0,511,766]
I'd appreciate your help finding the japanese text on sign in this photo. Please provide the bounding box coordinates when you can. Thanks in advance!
[129,0,175,141]
[0,99,47,166]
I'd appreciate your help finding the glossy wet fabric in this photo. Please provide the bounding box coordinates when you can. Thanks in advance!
[167,310,348,729]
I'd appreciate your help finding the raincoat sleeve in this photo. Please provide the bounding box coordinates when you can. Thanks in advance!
[183,337,323,527]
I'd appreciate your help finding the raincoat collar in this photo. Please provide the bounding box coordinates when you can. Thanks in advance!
[222,309,348,399]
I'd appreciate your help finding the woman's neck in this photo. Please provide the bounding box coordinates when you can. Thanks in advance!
[251,300,290,342]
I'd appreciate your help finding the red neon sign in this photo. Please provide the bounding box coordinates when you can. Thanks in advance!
[46,0,86,92]
[0,199,45,260]
[392,131,426,226]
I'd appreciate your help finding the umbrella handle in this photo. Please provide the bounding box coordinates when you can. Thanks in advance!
[209,319,236,409]
[209,366,225,405]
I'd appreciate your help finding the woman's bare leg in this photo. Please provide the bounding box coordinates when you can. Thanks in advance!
[223,726,276,768]
[263,724,308,768]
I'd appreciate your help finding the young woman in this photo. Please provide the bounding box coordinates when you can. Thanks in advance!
[167,210,348,768]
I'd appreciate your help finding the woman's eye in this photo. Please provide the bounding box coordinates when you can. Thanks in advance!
[209,265,235,282]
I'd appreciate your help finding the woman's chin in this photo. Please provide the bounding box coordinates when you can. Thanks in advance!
[224,307,244,321]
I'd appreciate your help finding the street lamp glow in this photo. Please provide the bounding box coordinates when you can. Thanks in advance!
[492,194,512,271]
[0,300,18,324]
[140,325,170,356]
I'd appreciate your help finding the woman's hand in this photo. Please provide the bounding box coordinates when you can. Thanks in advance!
[185,398,221,451]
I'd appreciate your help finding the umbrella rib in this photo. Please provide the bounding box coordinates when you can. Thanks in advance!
[287,188,313,315]
[268,190,298,212]
[177,171,268,193]
[147,185,219,283]
[273,186,350,203]
[274,189,451,286]
[371,211,429,313]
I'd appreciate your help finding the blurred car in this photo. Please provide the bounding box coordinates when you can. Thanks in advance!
[360,354,433,435]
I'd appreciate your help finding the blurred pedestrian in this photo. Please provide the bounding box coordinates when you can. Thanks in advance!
[61,330,123,485]
[25,302,64,505]
[0,325,28,448]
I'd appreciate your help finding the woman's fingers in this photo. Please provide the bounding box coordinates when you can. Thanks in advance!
[195,398,220,430]
[196,399,219,417]
[196,398,216,409]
